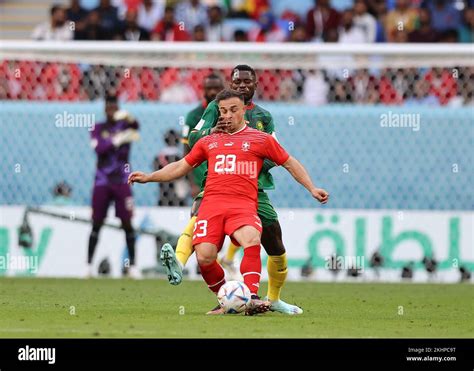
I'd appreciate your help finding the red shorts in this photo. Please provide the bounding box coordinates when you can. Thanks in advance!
[192,201,262,249]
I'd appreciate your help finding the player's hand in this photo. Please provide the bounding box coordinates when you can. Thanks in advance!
[211,117,231,134]
[128,171,149,185]
[311,188,329,204]
[114,110,135,123]
[112,129,140,147]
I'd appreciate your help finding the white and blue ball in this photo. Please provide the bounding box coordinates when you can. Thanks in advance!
[217,281,251,314]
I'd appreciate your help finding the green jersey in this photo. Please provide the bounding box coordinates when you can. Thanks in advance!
[188,100,277,190]
[182,102,208,189]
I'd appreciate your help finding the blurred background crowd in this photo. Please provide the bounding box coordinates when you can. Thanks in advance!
[1,0,473,106]
[29,0,474,43]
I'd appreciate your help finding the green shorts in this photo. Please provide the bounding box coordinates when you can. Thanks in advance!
[193,190,278,227]
[256,190,279,227]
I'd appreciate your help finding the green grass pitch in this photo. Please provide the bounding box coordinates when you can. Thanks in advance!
[0,278,472,338]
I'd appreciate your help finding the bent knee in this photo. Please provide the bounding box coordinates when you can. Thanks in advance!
[196,254,216,266]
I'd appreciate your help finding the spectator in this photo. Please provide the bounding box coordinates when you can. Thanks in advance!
[350,69,379,103]
[353,0,377,42]
[248,11,287,42]
[379,69,403,104]
[193,24,207,41]
[338,9,366,43]
[153,129,189,206]
[175,0,209,34]
[152,6,191,41]
[302,70,329,105]
[384,0,418,42]
[332,79,353,102]
[438,28,458,42]
[66,0,88,24]
[75,10,111,40]
[289,23,308,42]
[408,8,439,42]
[424,67,457,105]
[207,6,224,42]
[137,0,166,32]
[233,29,249,41]
[116,10,150,41]
[32,5,73,41]
[94,0,121,34]
[324,28,339,42]
[458,7,474,43]
[371,0,388,42]
[50,181,74,206]
[225,0,251,18]
[405,78,440,106]
[306,0,340,42]
[426,0,461,33]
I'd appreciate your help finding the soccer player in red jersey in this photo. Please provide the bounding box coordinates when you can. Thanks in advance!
[128,90,329,314]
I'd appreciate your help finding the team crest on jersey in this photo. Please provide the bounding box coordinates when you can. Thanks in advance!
[256,121,264,131]
[208,142,218,150]
[242,141,251,151]
[101,130,110,138]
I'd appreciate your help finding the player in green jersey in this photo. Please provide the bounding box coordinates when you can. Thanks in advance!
[182,73,224,197]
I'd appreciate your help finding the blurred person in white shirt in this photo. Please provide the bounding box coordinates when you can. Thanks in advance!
[137,0,166,32]
[32,5,73,41]
[303,70,329,106]
[353,0,376,43]
[338,9,366,44]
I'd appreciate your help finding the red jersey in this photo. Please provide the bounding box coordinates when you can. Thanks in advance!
[184,125,289,209]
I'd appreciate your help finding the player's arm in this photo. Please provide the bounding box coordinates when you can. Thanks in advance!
[188,101,228,148]
[128,139,207,185]
[90,127,115,155]
[182,112,194,156]
[264,135,329,204]
[260,114,277,172]
[112,110,140,146]
[128,158,193,184]
[282,156,329,204]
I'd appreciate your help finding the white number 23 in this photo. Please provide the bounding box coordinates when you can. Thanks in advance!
[214,154,236,173]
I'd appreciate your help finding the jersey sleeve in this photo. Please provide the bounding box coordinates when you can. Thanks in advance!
[181,112,193,145]
[263,113,275,134]
[184,139,207,168]
[264,134,290,166]
[188,100,219,148]
[90,126,114,155]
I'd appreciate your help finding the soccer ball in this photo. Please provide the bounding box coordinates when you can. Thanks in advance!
[217,281,251,314]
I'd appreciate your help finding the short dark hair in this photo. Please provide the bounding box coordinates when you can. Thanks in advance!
[215,89,245,103]
[105,93,117,104]
[51,4,63,16]
[231,64,256,80]
[204,73,223,83]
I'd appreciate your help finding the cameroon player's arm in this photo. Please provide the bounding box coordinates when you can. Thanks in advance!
[262,115,277,172]
[188,101,219,148]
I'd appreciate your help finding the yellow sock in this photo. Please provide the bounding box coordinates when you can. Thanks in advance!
[225,242,241,262]
[175,216,196,267]
[267,253,288,301]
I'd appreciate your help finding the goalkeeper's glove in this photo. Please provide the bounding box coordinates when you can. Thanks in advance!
[113,110,135,123]
[112,129,140,147]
